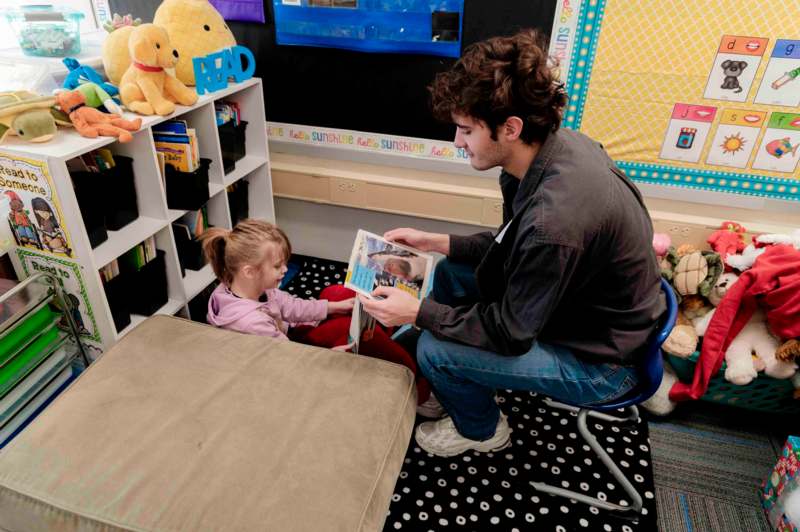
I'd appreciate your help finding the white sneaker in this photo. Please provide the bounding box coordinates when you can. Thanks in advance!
[416,393,446,418]
[415,413,511,457]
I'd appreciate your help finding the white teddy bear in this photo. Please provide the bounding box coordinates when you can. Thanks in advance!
[725,244,765,272]
[694,273,797,385]
[755,228,800,249]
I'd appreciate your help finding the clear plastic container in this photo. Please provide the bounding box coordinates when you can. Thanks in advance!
[4,5,84,58]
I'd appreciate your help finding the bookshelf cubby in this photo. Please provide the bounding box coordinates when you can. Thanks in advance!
[1,78,272,355]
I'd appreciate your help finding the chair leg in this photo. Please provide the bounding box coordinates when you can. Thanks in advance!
[531,404,644,516]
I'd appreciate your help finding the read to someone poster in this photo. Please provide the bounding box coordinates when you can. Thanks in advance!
[0,152,73,257]
[16,248,101,347]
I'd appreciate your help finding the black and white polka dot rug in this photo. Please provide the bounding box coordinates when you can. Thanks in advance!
[387,391,657,531]
[283,256,658,531]
[283,254,345,299]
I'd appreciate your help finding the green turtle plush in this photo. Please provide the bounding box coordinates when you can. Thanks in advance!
[0,91,72,144]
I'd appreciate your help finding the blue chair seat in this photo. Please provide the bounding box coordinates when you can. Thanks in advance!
[532,278,678,518]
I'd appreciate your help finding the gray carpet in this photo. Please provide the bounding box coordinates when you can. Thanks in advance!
[648,401,788,531]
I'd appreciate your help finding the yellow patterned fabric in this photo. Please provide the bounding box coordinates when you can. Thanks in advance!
[580,0,800,181]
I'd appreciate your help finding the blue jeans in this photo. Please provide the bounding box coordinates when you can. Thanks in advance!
[419,259,637,441]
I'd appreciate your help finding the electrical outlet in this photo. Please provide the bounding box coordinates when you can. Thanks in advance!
[654,219,713,249]
[330,177,365,207]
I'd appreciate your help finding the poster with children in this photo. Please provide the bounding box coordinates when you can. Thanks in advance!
[0,152,73,258]
[344,229,434,300]
[16,248,102,346]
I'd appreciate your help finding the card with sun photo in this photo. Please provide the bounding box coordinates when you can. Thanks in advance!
[705,109,765,169]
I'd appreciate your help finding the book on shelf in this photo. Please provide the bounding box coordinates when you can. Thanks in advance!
[67,149,118,174]
[117,236,157,274]
[153,120,199,173]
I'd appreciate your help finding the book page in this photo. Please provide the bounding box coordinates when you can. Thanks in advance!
[344,229,434,300]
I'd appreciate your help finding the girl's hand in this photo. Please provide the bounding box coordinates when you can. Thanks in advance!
[327,297,355,316]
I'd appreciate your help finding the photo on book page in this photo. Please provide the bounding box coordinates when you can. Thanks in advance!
[344,229,434,300]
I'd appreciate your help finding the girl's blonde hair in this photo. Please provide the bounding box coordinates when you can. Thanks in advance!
[199,219,291,286]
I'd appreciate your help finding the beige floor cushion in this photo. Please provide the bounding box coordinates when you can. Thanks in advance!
[0,316,416,532]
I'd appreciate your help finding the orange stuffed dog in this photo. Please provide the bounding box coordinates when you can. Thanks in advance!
[119,24,198,116]
[55,90,142,143]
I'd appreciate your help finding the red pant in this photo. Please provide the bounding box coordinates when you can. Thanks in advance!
[290,285,430,405]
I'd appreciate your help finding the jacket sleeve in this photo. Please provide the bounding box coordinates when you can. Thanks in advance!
[272,289,328,325]
[416,239,580,356]
[246,316,290,341]
[449,232,495,264]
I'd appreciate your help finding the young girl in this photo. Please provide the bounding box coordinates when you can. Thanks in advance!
[200,219,430,404]
[201,219,353,338]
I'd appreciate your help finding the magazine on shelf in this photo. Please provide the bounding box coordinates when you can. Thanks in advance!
[343,230,434,353]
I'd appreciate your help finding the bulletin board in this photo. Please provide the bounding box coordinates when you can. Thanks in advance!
[559,0,800,202]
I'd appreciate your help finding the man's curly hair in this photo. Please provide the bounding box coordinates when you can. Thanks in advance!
[430,29,567,144]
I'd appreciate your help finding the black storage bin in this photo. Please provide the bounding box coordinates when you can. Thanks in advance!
[173,222,207,274]
[70,171,108,248]
[165,159,211,211]
[102,274,131,333]
[227,180,249,226]
[188,280,218,324]
[104,155,139,231]
[218,121,248,172]
[124,249,169,316]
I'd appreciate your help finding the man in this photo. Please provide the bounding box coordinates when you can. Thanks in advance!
[360,29,665,458]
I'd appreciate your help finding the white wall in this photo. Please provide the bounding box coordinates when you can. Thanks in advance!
[275,198,488,263]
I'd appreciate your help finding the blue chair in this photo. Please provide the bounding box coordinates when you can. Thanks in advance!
[531,278,678,519]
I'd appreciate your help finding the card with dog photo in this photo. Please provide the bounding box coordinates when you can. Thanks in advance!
[754,39,800,107]
[659,103,717,163]
[752,112,800,174]
[703,35,768,103]
[705,109,765,169]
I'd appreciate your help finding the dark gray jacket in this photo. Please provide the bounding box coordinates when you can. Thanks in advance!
[415,128,665,366]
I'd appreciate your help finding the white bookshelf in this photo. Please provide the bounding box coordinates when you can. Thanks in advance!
[1,78,273,353]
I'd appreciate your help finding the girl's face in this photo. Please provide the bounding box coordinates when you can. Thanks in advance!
[35,209,52,220]
[254,248,288,291]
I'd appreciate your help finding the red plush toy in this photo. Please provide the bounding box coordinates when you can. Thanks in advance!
[290,285,431,405]
[707,221,746,270]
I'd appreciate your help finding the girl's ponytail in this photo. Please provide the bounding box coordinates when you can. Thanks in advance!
[200,227,232,285]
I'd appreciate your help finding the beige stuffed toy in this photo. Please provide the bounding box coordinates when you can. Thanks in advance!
[101,15,141,86]
[776,339,800,399]
[153,0,236,86]
[102,1,235,87]
[119,24,198,116]
[661,311,699,359]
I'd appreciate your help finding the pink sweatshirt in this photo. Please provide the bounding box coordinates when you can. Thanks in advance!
[207,284,328,340]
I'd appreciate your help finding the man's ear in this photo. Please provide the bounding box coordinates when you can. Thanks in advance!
[501,116,524,141]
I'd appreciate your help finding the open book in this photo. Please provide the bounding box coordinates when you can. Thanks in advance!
[343,230,434,353]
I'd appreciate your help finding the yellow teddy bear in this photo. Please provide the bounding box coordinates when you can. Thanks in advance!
[102,0,235,87]
[119,24,198,115]
[153,0,236,86]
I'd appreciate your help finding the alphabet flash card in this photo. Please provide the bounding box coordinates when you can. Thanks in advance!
[703,35,768,102]
[659,104,717,163]
[754,39,800,107]
[752,112,800,173]
[705,109,765,169]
